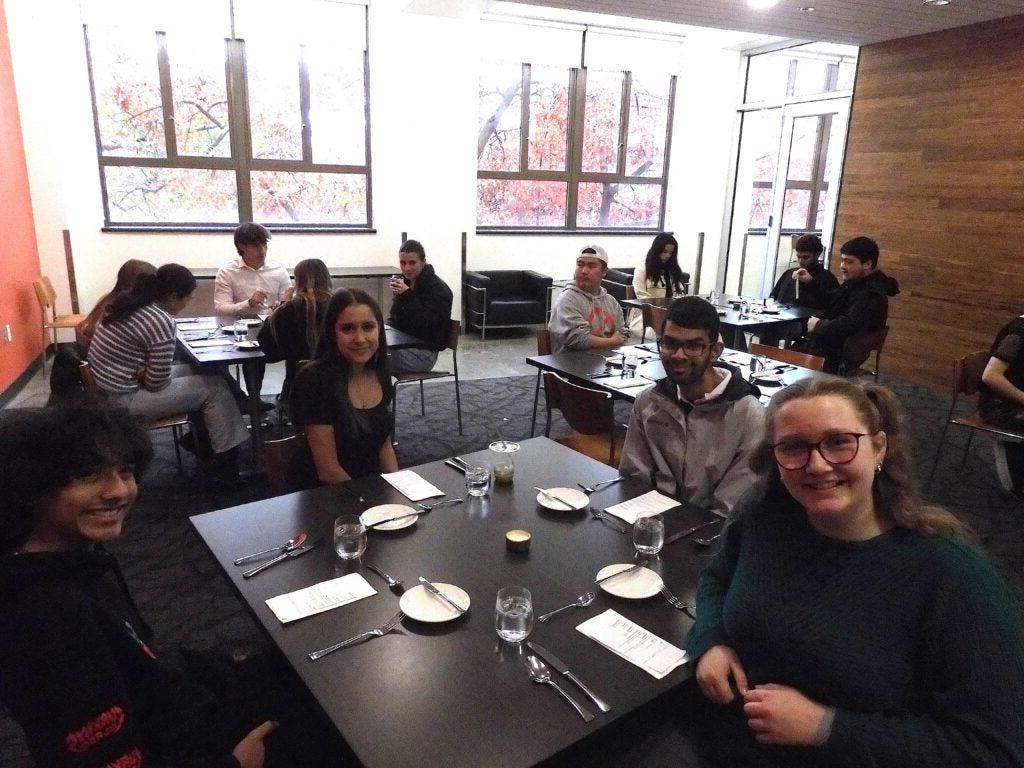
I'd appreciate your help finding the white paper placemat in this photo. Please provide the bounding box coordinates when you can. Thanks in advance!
[265,572,376,624]
[603,490,679,525]
[381,470,444,502]
[576,609,688,679]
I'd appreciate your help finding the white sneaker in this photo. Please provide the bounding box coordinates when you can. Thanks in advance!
[993,441,1014,492]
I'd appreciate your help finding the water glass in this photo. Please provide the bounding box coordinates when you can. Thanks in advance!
[633,513,665,556]
[333,514,367,560]
[465,465,491,497]
[709,290,719,306]
[495,586,533,643]
[622,353,639,378]
[233,321,248,343]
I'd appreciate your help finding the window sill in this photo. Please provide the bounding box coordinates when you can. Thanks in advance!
[475,228,664,236]
[101,225,378,235]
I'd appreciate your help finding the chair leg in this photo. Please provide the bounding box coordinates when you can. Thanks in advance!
[419,380,426,416]
[454,375,463,435]
[530,371,541,438]
[171,425,184,475]
[391,391,399,444]
[927,421,953,486]
[961,430,975,466]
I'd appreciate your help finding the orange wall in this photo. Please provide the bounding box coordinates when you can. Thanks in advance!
[0,0,42,394]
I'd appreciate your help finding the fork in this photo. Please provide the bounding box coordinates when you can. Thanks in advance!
[418,497,464,512]
[589,507,627,534]
[658,584,693,612]
[576,476,625,494]
[308,611,404,661]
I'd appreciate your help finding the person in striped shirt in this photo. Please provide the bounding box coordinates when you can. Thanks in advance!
[86,264,249,481]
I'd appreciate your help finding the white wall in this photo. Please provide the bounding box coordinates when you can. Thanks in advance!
[4,0,742,316]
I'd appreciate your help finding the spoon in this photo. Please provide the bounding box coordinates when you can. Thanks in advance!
[694,533,721,547]
[233,532,307,565]
[525,656,595,722]
[537,591,596,623]
[365,562,404,591]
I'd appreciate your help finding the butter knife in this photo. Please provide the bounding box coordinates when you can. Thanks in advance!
[527,641,611,713]
[533,487,576,510]
[366,510,425,529]
[664,519,721,546]
[417,577,467,615]
[242,538,322,579]
[594,560,647,585]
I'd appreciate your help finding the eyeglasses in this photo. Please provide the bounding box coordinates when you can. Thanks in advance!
[658,337,710,356]
[771,432,873,470]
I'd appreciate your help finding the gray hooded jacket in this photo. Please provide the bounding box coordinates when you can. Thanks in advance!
[548,283,629,353]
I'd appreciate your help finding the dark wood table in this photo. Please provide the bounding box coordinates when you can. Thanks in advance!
[623,294,814,352]
[191,438,713,768]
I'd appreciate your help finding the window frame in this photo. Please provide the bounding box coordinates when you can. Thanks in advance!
[476,62,677,234]
[84,16,373,232]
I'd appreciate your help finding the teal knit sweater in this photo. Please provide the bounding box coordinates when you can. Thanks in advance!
[685,491,1024,767]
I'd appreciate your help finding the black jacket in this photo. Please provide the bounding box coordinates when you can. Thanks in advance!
[0,548,237,768]
[810,269,900,368]
[770,263,838,310]
[387,264,453,351]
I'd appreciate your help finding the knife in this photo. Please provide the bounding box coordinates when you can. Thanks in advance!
[594,560,647,585]
[526,641,611,713]
[664,518,721,546]
[242,538,323,579]
[366,510,425,529]
[533,487,576,510]
[417,577,467,615]
[444,459,467,474]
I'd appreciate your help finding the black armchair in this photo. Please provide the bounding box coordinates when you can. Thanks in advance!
[463,269,553,340]
[602,267,637,309]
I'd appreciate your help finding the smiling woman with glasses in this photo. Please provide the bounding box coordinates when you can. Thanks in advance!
[681,376,1024,767]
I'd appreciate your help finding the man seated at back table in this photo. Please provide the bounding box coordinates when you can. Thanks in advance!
[387,239,453,372]
[760,233,839,347]
[548,245,629,354]
[214,223,293,410]
[979,313,1024,494]
[620,296,766,517]
[793,235,900,373]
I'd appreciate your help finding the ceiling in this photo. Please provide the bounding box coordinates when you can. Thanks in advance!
[502,0,1024,46]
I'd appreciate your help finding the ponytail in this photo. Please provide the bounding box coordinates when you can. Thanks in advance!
[105,264,196,323]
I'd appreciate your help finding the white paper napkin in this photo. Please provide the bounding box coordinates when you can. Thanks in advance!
[601,377,653,392]
[381,470,444,502]
[265,572,376,624]
[603,490,679,525]
[576,609,688,679]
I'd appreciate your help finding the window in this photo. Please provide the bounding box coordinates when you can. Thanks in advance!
[84,0,370,229]
[476,23,677,231]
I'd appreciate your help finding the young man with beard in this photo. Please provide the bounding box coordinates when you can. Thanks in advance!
[619,297,766,517]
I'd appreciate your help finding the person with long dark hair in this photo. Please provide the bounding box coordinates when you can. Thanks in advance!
[290,289,398,483]
[257,258,333,404]
[630,233,686,335]
[76,259,156,352]
[86,264,248,480]
[685,377,1024,766]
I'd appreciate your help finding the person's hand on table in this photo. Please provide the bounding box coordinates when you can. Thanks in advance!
[695,644,748,704]
[793,268,812,284]
[743,683,832,746]
[247,290,268,308]
[231,720,278,768]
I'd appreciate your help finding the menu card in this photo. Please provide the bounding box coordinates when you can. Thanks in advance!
[381,469,444,501]
[603,490,679,525]
[266,572,376,624]
[601,377,653,392]
[576,609,688,679]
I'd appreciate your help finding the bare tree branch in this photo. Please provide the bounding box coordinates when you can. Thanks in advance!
[477,81,521,160]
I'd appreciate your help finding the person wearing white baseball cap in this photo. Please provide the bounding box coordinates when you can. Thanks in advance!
[547,245,629,353]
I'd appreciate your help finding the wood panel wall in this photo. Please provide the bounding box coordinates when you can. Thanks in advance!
[833,13,1024,389]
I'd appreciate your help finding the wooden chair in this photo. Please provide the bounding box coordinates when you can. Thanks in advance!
[78,361,190,474]
[261,433,318,495]
[640,303,669,343]
[927,350,1024,485]
[840,326,889,379]
[33,276,86,376]
[393,320,463,434]
[530,329,553,438]
[542,372,626,466]
[748,342,825,372]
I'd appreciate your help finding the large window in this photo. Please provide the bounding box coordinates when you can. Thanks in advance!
[84,0,370,229]
[476,23,677,232]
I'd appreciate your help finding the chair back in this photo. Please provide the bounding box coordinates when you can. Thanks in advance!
[536,329,552,356]
[641,303,668,341]
[957,350,991,397]
[261,433,317,494]
[625,285,636,300]
[33,278,55,316]
[748,342,825,372]
[445,319,461,351]
[842,325,889,372]
[542,372,613,436]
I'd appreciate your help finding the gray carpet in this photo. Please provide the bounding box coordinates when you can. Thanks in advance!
[1,373,1021,766]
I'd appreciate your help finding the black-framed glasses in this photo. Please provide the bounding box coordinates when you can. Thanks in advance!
[771,432,873,470]
[658,337,710,356]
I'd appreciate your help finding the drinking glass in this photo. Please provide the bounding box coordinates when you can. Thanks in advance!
[623,353,639,378]
[633,513,665,556]
[709,290,720,306]
[488,440,519,486]
[495,586,533,643]
[333,514,367,560]
[465,465,491,497]
[233,321,248,343]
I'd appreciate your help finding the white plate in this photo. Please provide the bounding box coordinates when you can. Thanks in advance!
[361,503,418,532]
[235,340,260,350]
[536,487,589,511]
[220,319,262,332]
[399,583,470,622]
[752,371,785,385]
[595,564,662,599]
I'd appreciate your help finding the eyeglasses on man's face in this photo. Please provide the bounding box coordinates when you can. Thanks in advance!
[658,337,711,356]
[771,432,874,470]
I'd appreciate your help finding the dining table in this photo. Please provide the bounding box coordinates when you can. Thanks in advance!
[190,437,717,768]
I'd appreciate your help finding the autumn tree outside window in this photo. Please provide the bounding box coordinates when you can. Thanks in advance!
[83,0,370,230]
[476,22,679,232]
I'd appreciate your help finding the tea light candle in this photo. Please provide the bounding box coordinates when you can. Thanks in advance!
[505,529,531,553]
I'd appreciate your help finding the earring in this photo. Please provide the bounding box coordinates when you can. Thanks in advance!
[875,463,882,474]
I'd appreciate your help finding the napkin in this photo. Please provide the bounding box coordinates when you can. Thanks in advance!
[603,490,679,525]
[381,469,444,502]
[576,609,688,679]
[265,572,376,624]
[601,377,653,392]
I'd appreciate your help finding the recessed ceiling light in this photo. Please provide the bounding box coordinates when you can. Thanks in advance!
[747,0,781,9]
[922,0,950,5]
